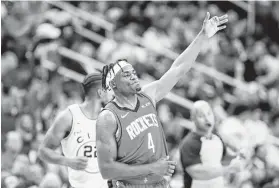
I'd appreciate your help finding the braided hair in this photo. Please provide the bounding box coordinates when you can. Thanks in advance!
[101,59,127,90]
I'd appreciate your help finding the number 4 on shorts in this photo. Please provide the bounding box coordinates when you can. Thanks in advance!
[148,133,155,153]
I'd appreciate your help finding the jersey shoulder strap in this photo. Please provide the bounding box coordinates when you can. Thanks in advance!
[62,104,78,140]
[138,92,156,109]
[68,104,81,119]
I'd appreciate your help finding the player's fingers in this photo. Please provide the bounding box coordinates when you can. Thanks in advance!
[218,14,228,20]
[167,161,177,166]
[217,25,226,31]
[218,19,228,25]
[166,172,173,176]
[168,164,176,170]
[76,166,84,170]
[211,16,219,23]
[204,12,210,22]
[79,157,89,162]
[80,165,87,170]
[168,169,175,174]
[160,156,169,161]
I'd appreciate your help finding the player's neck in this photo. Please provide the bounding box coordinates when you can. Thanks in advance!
[114,93,138,109]
[194,128,211,138]
[80,98,101,120]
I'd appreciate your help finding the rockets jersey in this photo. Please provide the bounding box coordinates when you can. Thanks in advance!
[61,104,107,188]
[103,93,168,184]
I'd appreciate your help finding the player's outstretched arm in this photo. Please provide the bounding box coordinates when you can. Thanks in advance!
[142,12,228,104]
[38,109,88,170]
[96,110,176,180]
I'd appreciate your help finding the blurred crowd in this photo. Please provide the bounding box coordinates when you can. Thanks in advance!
[1,1,279,188]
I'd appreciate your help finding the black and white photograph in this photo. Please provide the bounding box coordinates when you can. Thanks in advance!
[1,1,279,188]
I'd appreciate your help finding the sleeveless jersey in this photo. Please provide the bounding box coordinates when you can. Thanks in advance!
[104,93,168,184]
[61,104,107,188]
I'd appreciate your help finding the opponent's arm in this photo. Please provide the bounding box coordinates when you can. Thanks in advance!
[142,13,228,104]
[186,164,229,180]
[38,109,71,165]
[38,109,88,170]
[186,157,242,180]
[96,110,176,180]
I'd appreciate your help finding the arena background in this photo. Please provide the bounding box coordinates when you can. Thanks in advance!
[1,1,279,188]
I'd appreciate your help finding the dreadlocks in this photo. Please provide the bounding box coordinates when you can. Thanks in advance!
[101,59,128,90]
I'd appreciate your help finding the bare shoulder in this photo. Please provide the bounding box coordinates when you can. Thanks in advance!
[141,83,157,105]
[57,108,72,122]
[51,108,73,132]
[41,108,73,148]
[142,81,157,96]
[97,109,118,133]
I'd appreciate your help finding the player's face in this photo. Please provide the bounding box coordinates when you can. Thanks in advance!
[194,104,215,133]
[115,65,141,94]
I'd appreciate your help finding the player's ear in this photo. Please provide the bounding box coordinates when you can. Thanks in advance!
[97,88,108,99]
[109,80,117,89]
[190,108,196,121]
[97,88,103,98]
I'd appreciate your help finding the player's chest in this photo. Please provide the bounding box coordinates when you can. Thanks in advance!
[71,121,96,145]
[120,109,160,140]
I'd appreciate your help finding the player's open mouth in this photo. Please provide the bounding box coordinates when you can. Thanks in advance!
[205,123,211,127]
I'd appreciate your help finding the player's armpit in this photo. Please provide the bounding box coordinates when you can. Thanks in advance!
[186,163,227,180]
[96,110,154,180]
[38,109,72,166]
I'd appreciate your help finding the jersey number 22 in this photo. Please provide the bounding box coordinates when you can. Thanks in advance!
[84,145,97,158]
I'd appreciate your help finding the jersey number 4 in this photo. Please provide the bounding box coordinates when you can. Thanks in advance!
[84,145,97,158]
[148,133,155,153]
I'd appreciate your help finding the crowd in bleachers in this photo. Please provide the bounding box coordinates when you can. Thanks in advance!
[1,1,279,188]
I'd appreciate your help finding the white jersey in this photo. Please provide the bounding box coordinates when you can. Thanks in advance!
[191,135,224,188]
[61,104,107,188]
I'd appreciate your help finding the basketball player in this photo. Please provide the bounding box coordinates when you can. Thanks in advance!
[96,13,228,188]
[38,73,108,188]
[180,101,243,188]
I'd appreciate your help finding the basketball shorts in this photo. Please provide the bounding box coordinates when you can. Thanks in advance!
[114,179,170,188]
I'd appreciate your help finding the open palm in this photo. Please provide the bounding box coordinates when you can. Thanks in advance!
[202,12,228,38]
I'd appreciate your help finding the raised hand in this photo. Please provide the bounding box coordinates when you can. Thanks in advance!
[202,12,228,38]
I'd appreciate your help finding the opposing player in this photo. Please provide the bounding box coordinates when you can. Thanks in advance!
[180,101,243,188]
[96,12,228,188]
[38,73,109,188]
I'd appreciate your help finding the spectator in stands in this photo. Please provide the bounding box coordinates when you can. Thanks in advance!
[255,53,279,88]
[16,114,35,155]
[39,173,62,188]
[1,131,23,173]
